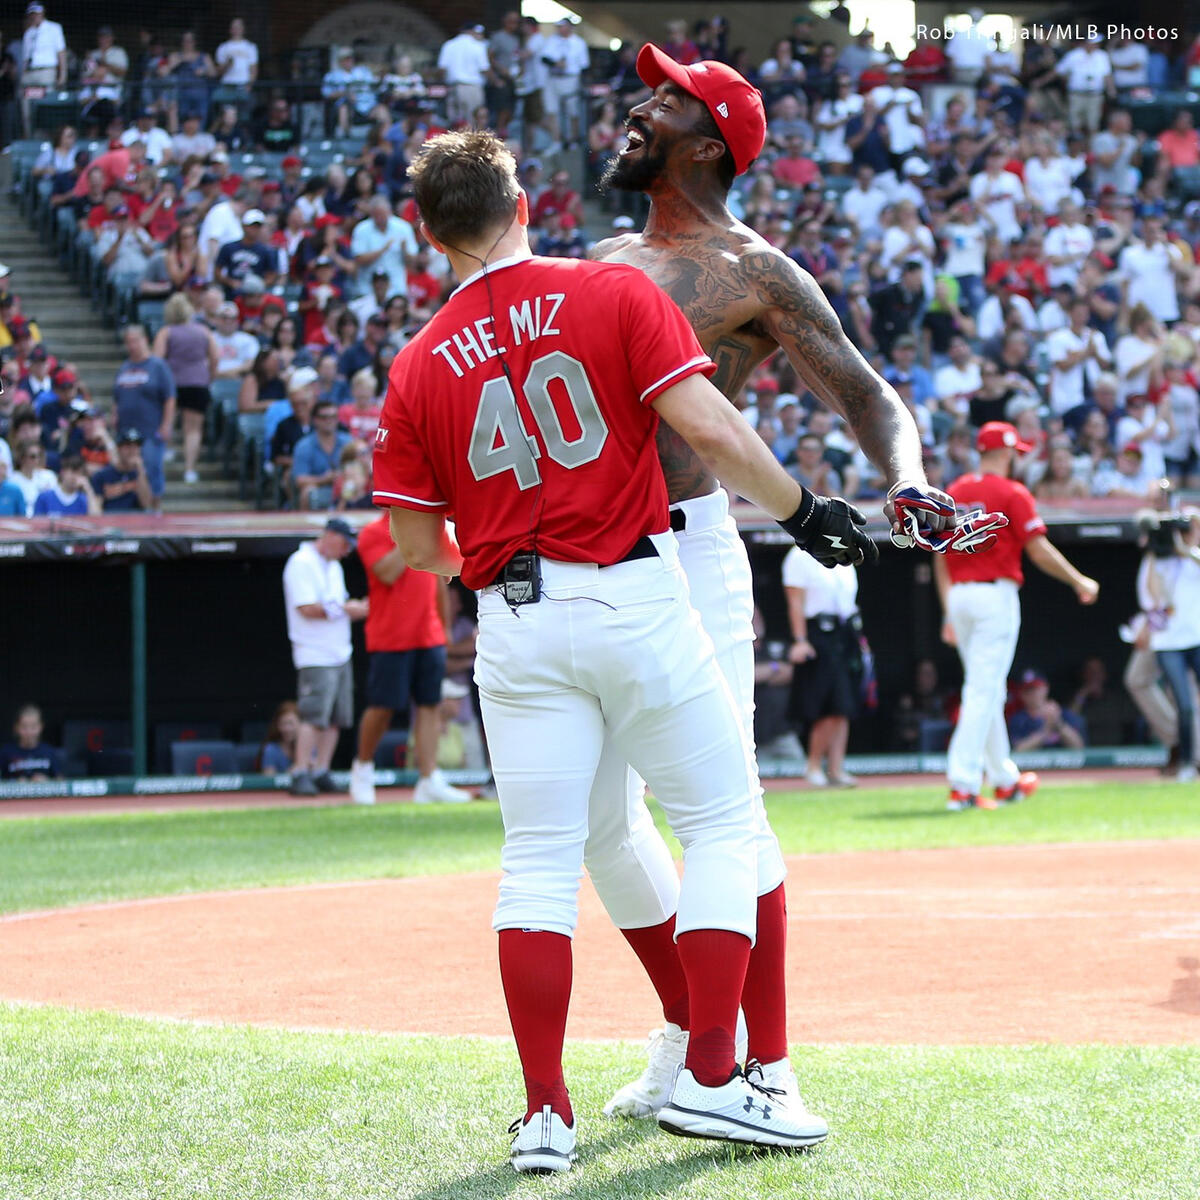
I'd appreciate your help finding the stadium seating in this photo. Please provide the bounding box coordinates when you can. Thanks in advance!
[372,730,409,769]
[61,719,133,777]
[169,740,238,776]
[154,722,223,773]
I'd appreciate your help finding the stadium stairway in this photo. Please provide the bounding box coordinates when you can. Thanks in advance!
[0,190,249,513]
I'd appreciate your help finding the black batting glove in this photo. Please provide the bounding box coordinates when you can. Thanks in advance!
[779,489,880,569]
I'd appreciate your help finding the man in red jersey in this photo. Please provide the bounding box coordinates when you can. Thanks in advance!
[934,422,1100,810]
[347,513,472,808]
[373,130,870,1172]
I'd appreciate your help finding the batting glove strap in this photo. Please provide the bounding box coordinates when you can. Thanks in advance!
[779,492,880,569]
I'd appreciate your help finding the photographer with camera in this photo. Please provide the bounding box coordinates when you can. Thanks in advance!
[1130,508,1200,782]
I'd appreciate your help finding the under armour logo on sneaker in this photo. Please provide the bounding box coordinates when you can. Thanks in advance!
[743,1098,772,1119]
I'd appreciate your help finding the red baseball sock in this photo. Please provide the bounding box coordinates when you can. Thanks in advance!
[741,883,789,1065]
[498,929,574,1124]
[621,915,689,1028]
[676,928,751,1086]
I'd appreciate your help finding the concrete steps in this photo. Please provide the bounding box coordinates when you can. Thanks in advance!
[1,184,254,513]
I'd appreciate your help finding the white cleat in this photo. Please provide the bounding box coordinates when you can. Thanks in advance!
[658,1066,829,1148]
[605,1009,750,1119]
[745,1057,829,1141]
[604,1022,688,1118]
[509,1105,576,1174]
[349,759,375,806]
[413,769,472,804]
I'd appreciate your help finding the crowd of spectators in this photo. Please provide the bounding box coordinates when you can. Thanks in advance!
[5,11,1200,519]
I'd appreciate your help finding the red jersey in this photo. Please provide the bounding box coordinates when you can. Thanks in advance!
[373,255,715,591]
[946,472,1046,587]
[357,515,446,652]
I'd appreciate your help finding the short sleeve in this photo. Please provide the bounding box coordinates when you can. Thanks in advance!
[616,269,715,405]
[1009,483,1046,545]
[284,553,321,608]
[356,519,393,571]
[373,364,449,512]
[781,545,821,590]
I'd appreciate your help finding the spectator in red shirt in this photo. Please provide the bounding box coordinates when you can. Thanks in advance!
[771,134,822,188]
[1156,110,1200,183]
[72,139,144,196]
[348,514,472,807]
[904,36,948,86]
[337,366,383,448]
[298,258,343,345]
[405,249,441,320]
[87,185,126,233]
[531,168,583,228]
[662,19,701,66]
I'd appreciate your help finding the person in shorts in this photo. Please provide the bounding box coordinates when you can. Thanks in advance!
[281,518,368,795]
[348,512,472,806]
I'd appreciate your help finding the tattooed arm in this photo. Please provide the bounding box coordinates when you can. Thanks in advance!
[747,248,926,491]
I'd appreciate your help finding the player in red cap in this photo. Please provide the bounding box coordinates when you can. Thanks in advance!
[587,43,999,1121]
[934,422,1100,809]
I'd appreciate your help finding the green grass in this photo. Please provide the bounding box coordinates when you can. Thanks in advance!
[0,780,1197,916]
[1,1005,1195,1200]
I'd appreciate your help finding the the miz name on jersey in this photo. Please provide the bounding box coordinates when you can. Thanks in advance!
[432,293,564,378]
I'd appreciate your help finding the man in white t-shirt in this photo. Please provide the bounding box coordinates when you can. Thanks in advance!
[210,302,260,377]
[20,2,67,134]
[1118,216,1186,323]
[541,17,590,146]
[934,335,983,419]
[121,108,174,165]
[867,62,924,166]
[199,192,247,273]
[349,195,418,298]
[215,19,259,89]
[282,519,368,796]
[1056,38,1114,133]
[841,164,889,239]
[1108,37,1149,90]
[438,23,491,125]
[1043,200,1094,288]
[1024,137,1080,215]
[1046,297,1112,416]
[969,147,1023,244]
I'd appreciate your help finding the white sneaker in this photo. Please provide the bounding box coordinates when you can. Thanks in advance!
[828,770,858,789]
[349,759,375,806]
[604,1022,688,1118]
[658,1066,829,1148]
[413,769,472,804]
[183,469,199,484]
[604,1009,750,1119]
[1177,763,1198,783]
[509,1105,576,1174]
[805,768,828,787]
[745,1058,829,1141]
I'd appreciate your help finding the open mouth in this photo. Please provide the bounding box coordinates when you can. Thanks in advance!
[620,124,649,156]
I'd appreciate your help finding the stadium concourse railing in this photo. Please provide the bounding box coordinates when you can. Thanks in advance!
[0,500,1173,798]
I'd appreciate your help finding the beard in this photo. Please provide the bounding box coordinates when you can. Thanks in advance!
[601,138,669,193]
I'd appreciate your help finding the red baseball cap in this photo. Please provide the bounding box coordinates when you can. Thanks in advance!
[635,44,766,176]
[976,421,1033,453]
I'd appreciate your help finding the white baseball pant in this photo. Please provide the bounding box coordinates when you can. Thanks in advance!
[946,579,1022,794]
[476,532,761,943]
[583,488,787,931]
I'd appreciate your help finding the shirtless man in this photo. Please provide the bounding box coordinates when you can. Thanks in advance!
[584,45,964,1122]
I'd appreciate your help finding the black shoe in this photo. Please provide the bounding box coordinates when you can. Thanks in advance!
[312,770,343,793]
[290,771,319,797]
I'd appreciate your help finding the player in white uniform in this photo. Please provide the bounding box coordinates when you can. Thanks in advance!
[934,422,1100,808]
[588,45,976,1117]
[374,131,882,1171]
